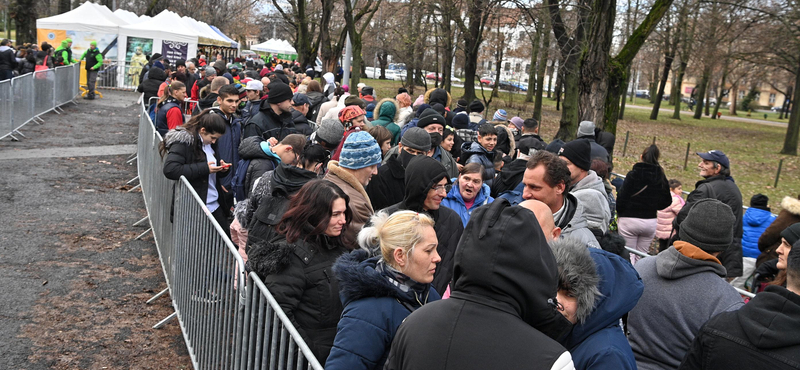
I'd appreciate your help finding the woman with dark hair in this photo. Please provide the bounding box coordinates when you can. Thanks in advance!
[154,81,186,137]
[161,109,231,230]
[305,80,329,121]
[616,144,672,263]
[246,179,351,363]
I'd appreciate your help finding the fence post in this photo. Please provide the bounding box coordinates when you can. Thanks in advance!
[652,136,656,145]
[684,142,691,170]
[775,158,784,188]
[622,131,630,157]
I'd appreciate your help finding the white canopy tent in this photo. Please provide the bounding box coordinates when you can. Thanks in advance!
[112,9,144,25]
[36,2,128,34]
[250,39,297,55]
[118,10,198,63]
[181,16,231,47]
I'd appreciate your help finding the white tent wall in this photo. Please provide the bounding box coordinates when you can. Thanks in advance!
[118,10,199,65]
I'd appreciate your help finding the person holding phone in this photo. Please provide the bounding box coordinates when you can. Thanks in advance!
[160,109,231,234]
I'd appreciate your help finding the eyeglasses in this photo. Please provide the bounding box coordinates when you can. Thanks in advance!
[431,184,447,193]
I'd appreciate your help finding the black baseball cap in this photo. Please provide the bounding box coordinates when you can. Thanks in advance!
[292,93,310,106]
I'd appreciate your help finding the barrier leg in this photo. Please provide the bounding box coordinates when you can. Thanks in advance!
[133,215,149,227]
[127,184,141,193]
[126,155,138,164]
[135,227,152,240]
[147,288,170,304]
[127,176,140,185]
[153,312,177,329]
[13,130,26,138]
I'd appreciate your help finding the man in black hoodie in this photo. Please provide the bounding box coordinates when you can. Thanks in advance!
[366,127,431,211]
[491,140,535,198]
[384,200,574,370]
[137,66,166,107]
[679,242,800,370]
[242,81,295,140]
[383,156,464,294]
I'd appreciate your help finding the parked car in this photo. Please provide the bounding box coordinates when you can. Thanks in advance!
[479,76,495,86]
[771,106,784,112]
[392,70,408,81]
[425,72,461,83]
[634,90,650,99]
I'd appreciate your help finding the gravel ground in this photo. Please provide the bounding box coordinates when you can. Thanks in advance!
[0,90,191,369]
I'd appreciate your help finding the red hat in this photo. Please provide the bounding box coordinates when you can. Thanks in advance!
[338,106,366,123]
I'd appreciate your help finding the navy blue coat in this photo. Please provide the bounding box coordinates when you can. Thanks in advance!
[561,249,643,370]
[325,250,440,370]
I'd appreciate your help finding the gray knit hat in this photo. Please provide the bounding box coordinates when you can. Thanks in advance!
[679,198,735,253]
[316,118,345,146]
[401,127,432,152]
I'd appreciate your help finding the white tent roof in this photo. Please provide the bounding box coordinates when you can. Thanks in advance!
[251,39,296,54]
[181,16,230,47]
[36,2,127,33]
[118,10,197,44]
[113,9,143,25]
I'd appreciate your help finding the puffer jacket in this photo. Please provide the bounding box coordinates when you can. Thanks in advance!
[137,66,167,106]
[558,193,601,249]
[617,162,672,219]
[441,179,494,227]
[656,192,685,240]
[325,250,440,369]
[742,207,776,259]
[306,90,328,121]
[571,170,613,233]
[0,45,17,72]
[238,136,279,198]
[461,141,495,187]
[246,234,348,363]
[371,98,401,145]
[243,98,295,140]
[757,196,800,265]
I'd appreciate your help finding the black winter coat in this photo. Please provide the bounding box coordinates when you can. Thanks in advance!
[516,133,547,153]
[246,234,348,363]
[162,128,231,217]
[137,67,166,107]
[365,153,406,212]
[242,99,295,140]
[384,201,572,370]
[383,156,464,295]
[0,47,17,71]
[291,109,315,136]
[491,158,527,198]
[238,136,278,198]
[679,285,800,370]
[246,164,317,246]
[616,162,671,219]
[306,91,328,121]
[679,175,744,277]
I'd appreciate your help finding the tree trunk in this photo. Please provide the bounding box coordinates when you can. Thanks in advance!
[533,28,550,122]
[318,0,341,74]
[672,61,687,119]
[619,71,630,120]
[693,68,710,119]
[492,49,503,98]
[547,59,555,98]
[711,71,726,119]
[651,53,674,120]
[12,0,36,44]
[729,85,738,115]
[461,0,486,103]
[577,0,616,126]
[555,63,563,110]
[781,85,792,120]
[704,80,712,116]
[525,30,541,103]
[781,65,800,155]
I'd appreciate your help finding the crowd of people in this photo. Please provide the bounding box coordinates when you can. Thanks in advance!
[141,49,800,370]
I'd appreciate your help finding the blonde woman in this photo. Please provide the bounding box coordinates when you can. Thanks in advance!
[325,211,441,369]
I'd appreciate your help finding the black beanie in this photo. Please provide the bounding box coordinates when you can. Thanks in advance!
[417,108,445,129]
[469,99,484,113]
[750,194,770,211]
[558,139,592,171]
[780,222,800,247]
[679,199,735,253]
[267,82,293,104]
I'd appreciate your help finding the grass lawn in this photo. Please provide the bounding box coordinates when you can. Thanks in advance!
[360,77,799,212]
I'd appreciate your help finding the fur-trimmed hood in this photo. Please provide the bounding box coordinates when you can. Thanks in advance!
[549,238,601,325]
[325,160,372,209]
[247,234,337,275]
[163,127,197,149]
[333,249,430,307]
[424,88,452,108]
[371,97,400,124]
[781,196,800,215]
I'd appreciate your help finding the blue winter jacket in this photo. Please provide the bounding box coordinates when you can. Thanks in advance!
[325,250,440,370]
[441,178,494,227]
[209,107,241,190]
[742,208,776,259]
[461,141,496,187]
[561,249,643,370]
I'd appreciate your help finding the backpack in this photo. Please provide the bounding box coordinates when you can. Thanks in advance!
[147,103,157,125]
[497,181,525,206]
[231,158,253,201]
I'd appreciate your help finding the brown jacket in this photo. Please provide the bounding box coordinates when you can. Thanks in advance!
[324,161,374,249]
[757,196,800,266]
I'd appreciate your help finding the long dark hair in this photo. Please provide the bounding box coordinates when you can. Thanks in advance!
[641,144,660,166]
[277,180,352,244]
[158,109,226,157]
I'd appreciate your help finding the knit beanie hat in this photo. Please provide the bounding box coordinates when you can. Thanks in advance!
[344,95,366,109]
[780,222,800,247]
[510,117,524,130]
[545,139,565,154]
[413,94,425,107]
[339,105,367,124]
[456,99,468,110]
[267,82,293,104]
[401,127,432,152]
[577,121,596,137]
[452,112,470,129]
[750,194,770,212]
[469,99,484,113]
[415,104,431,118]
[558,139,592,171]
[339,131,382,170]
[679,198,735,253]
[417,108,446,129]
[317,118,345,146]
[493,109,508,121]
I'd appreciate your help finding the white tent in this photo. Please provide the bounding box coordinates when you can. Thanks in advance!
[181,16,230,47]
[251,39,296,55]
[118,10,198,62]
[36,2,127,34]
[113,9,143,25]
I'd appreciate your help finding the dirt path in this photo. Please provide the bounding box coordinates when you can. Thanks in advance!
[0,90,190,369]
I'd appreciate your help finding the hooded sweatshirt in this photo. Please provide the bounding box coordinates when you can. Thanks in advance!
[628,242,744,370]
[137,66,167,106]
[491,158,527,198]
[557,193,601,249]
[384,156,464,294]
[325,250,441,369]
[371,98,401,145]
[679,285,800,370]
[384,200,574,370]
[571,170,612,233]
[617,162,672,219]
[742,207,776,259]
[562,249,644,370]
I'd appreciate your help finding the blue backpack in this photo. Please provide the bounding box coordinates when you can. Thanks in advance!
[497,181,525,206]
[231,158,252,202]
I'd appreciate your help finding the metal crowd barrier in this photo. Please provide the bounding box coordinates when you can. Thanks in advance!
[96,60,143,91]
[134,95,323,369]
[0,63,81,141]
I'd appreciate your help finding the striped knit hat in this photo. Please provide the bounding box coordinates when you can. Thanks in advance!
[493,109,508,121]
[339,131,382,170]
